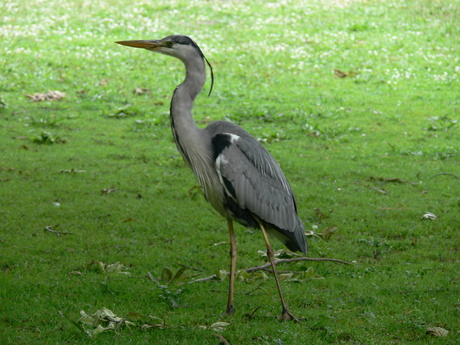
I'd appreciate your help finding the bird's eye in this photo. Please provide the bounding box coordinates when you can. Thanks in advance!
[165,40,174,48]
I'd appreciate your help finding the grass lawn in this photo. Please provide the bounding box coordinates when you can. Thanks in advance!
[1,0,459,344]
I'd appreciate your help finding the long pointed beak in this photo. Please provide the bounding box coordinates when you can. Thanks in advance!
[115,40,164,50]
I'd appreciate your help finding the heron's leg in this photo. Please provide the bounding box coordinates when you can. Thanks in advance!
[258,221,299,322]
[226,219,237,315]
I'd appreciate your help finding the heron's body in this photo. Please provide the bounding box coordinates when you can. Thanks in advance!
[188,121,306,252]
[117,35,307,320]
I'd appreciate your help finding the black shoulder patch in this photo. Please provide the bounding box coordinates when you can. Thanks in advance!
[211,133,232,161]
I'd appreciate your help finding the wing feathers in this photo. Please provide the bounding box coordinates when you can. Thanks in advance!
[213,132,306,252]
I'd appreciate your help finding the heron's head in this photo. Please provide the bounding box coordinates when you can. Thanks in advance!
[116,35,213,95]
[116,35,206,62]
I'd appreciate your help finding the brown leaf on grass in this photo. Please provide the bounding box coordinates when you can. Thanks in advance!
[320,226,338,241]
[78,308,135,337]
[369,176,418,185]
[426,327,448,337]
[25,90,66,102]
[87,261,130,275]
[127,313,167,330]
[68,271,82,276]
[133,87,150,95]
[198,321,231,332]
[99,261,130,275]
[141,322,167,330]
[334,68,349,78]
[334,69,356,78]
[314,207,330,220]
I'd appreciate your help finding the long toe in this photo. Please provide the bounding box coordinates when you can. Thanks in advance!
[277,309,301,322]
[224,305,235,316]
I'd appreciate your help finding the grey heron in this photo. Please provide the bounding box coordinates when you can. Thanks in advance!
[116,35,307,321]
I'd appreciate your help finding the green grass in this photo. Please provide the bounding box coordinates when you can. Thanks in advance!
[1,0,459,343]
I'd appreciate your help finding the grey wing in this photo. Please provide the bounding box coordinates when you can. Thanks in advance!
[213,132,306,253]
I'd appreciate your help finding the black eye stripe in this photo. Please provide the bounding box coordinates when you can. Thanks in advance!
[162,35,205,58]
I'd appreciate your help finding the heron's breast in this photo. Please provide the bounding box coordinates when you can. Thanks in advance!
[200,171,227,217]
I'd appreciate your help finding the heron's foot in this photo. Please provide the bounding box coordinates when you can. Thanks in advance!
[224,305,234,316]
[277,308,301,323]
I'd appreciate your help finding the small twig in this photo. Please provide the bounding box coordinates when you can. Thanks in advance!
[213,333,231,345]
[244,306,263,319]
[189,275,217,284]
[245,257,352,273]
[243,282,265,296]
[189,257,352,284]
[268,270,312,274]
[365,184,389,195]
[44,225,72,236]
[369,176,418,185]
[429,172,460,180]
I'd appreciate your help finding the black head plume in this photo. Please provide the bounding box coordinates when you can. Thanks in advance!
[163,35,214,96]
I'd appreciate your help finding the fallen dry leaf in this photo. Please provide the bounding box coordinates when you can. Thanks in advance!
[198,321,231,332]
[314,207,330,220]
[320,226,338,241]
[334,68,349,78]
[279,273,294,281]
[98,261,130,275]
[421,212,436,220]
[334,69,356,78]
[133,87,150,95]
[25,90,66,102]
[141,322,167,330]
[78,308,135,337]
[210,321,231,331]
[68,271,82,276]
[426,327,448,337]
[101,187,117,194]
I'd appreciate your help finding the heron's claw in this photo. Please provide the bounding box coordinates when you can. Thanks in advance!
[277,309,301,322]
[224,305,234,316]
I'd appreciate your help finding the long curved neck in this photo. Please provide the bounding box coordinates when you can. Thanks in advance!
[169,53,207,169]
[170,56,206,126]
